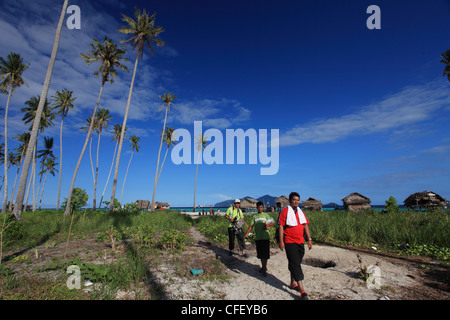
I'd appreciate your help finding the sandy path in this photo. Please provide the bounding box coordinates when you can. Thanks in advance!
[150,225,449,300]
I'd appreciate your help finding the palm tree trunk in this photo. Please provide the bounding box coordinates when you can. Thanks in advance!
[99,142,117,208]
[23,144,35,212]
[193,151,201,213]
[109,52,139,212]
[8,149,24,211]
[93,130,102,211]
[34,155,46,212]
[64,84,104,216]
[56,116,64,210]
[12,0,69,221]
[39,170,49,210]
[151,105,168,211]
[2,87,12,213]
[120,151,134,204]
[156,147,169,184]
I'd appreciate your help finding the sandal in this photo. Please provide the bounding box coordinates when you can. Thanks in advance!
[290,283,300,292]
[300,291,309,300]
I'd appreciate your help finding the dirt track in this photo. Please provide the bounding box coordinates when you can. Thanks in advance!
[150,226,449,300]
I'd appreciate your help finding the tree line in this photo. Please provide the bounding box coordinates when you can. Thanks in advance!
[0,3,180,220]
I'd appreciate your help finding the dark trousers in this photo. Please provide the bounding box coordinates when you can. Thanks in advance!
[285,243,305,282]
[228,227,246,251]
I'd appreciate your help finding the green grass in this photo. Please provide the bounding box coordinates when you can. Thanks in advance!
[2,209,193,252]
[0,209,194,300]
[194,209,450,261]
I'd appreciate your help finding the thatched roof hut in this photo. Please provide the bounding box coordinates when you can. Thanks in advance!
[403,191,446,210]
[275,196,289,209]
[302,197,323,211]
[155,202,170,210]
[240,198,258,211]
[135,200,151,210]
[341,192,371,212]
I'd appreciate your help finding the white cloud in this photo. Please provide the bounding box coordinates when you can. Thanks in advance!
[280,80,450,146]
[169,98,251,129]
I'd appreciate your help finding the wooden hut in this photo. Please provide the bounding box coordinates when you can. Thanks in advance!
[135,200,151,210]
[403,191,446,210]
[240,198,258,211]
[341,192,371,212]
[275,195,289,210]
[155,202,170,210]
[302,197,323,211]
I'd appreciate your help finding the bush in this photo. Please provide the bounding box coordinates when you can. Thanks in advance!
[62,187,88,213]
[385,196,400,213]
[160,229,187,250]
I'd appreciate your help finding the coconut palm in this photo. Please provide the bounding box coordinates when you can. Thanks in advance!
[21,96,55,212]
[35,137,55,211]
[151,92,176,209]
[441,49,450,82]
[120,134,140,203]
[38,158,58,210]
[51,89,76,210]
[13,0,70,221]
[193,134,209,212]
[99,124,127,208]
[64,37,128,216]
[0,52,29,213]
[110,7,165,212]
[93,108,111,210]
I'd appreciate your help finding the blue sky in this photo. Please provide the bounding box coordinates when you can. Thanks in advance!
[0,0,449,208]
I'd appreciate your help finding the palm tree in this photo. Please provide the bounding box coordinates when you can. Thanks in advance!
[38,158,58,210]
[64,37,128,216]
[0,52,29,213]
[35,137,55,211]
[110,7,165,212]
[21,96,55,212]
[93,108,111,210]
[51,89,76,210]
[151,92,176,210]
[441,49,450,82]
[120,134,140,203]
[156,127,176,183]
[99,124,127,208]
[193,134,209,212]
[13,0,70,221]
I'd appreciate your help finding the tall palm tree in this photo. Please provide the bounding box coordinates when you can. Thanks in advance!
[120,134,140,203]
[93,108,111,210]
[151,92,176,210]
[51,89,76,210]
[64,37,128,216]
[110,7,165,212]
[0,52,29,213]
[441,49,450,82]
[21,96,55,212]
[99,124,127,208]
[193,134,209,212]
[13,0,69,221]
[38,158,58,210]
[35,137,55,211]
